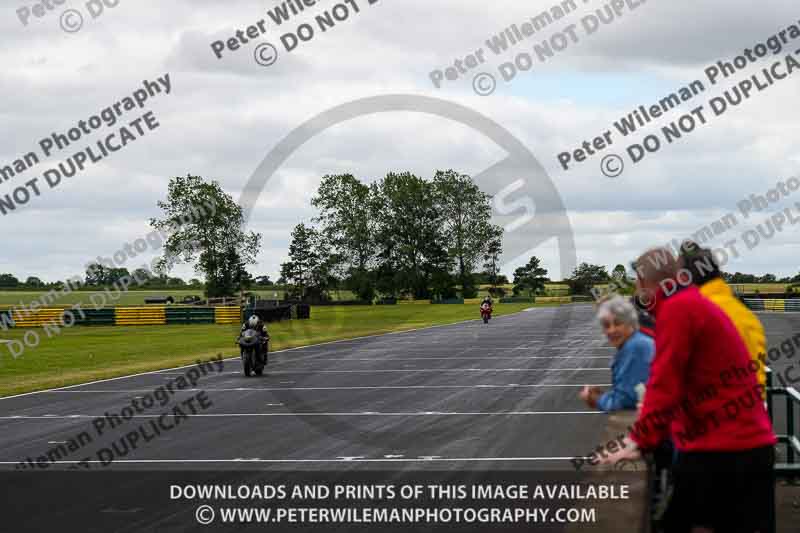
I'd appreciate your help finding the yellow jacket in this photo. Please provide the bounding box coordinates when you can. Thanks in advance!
[700,278,767,394]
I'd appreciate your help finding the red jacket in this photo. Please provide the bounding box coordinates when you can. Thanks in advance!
[629,285,776,452]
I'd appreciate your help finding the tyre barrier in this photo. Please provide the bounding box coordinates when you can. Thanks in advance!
[535,296,572,304]
[0,306,247,328]
[743,299,800,313]
[114,306,167,326]
[499,297,534,303]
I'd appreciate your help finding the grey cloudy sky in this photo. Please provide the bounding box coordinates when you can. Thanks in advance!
[2,0,799,283]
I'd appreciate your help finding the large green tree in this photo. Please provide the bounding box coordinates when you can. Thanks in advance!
[513,256,549,297]
[150,174,261,297]
[568,263,610,295]
[280,223,336,301]
[433,170,500,298]
[371,172,450,299]
[482,226,504,289]
[0,274,19,288]
[311,174,377,300]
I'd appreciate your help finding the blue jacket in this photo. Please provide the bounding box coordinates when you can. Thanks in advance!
[597,330,655,412]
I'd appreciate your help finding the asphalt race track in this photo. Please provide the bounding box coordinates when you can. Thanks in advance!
[0,305,614,472]
[2,305,797,532]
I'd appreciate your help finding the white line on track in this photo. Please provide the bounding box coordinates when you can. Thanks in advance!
[1,456,582,465]
[274,356,612,361]
[261,368,609,374]
[0,410,601,419]
[505,347,612,351]
[45,383,612,393]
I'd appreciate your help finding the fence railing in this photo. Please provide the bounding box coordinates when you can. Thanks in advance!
[766,368,800,477]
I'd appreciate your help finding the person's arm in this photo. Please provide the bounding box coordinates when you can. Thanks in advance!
[629,305,692,450]
[596,343,640,412]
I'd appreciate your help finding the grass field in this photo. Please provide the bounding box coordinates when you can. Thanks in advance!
[0,289,361,307]
[0,285,576,308]
[0,302,554,398]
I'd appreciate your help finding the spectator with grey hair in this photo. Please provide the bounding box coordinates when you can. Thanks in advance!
[580,296,654,412]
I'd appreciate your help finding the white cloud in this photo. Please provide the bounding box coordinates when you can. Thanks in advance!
[1,0,799,283]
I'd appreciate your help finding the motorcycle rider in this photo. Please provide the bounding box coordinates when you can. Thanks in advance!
[240,314,269,357]
[480,295,493,323]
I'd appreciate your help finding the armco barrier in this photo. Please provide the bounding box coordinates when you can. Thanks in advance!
[500,297,534,303]
[309,300,372,306]
[166,307,215,325]
[536,296,572,304]
[4,307,118,327]
[398,299,432,305]
[433,298,464,304]
[74,308,115,326]
[766,300,786,312]
[744,299,800,313]
[114,307,166,326]
[0,306,245,328]
[10,307,67,328]
[214,306,242,325]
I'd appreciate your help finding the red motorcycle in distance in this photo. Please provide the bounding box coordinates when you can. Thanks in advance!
[480,302,493,324]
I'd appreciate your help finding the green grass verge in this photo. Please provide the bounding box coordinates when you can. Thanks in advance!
[0,302,555,397]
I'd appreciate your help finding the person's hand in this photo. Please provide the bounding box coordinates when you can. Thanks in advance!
[579,386,592,403]
[598,436,641,466]
[579,386,602,408]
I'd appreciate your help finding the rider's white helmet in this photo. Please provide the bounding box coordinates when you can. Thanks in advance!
[248,315,259,328]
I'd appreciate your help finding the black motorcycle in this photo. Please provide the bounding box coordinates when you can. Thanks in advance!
[237,328,268,376]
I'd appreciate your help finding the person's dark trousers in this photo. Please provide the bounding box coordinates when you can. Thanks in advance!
[654,439,675,470]
[662,445,775,533]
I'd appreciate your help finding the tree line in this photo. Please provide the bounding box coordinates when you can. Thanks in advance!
[280,170,504,301]
[2,259,796,296]
[4,171,798,298]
